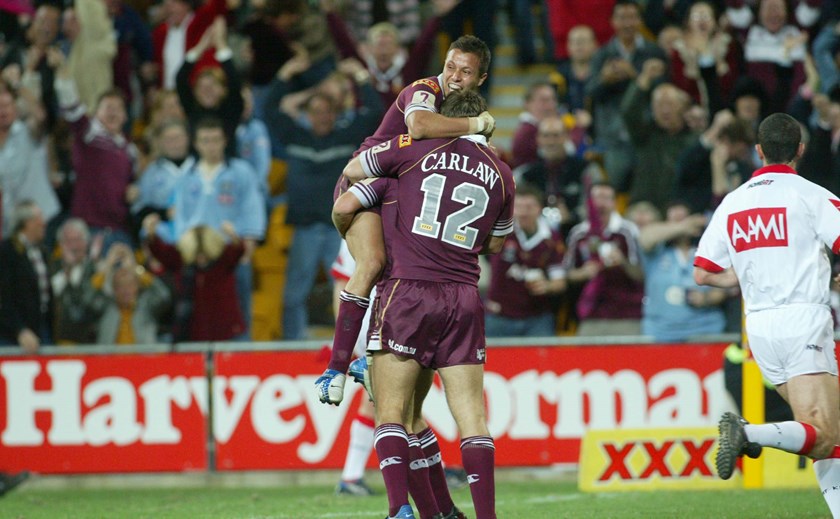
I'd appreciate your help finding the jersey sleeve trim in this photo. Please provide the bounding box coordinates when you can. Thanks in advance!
[404,103,436,120]
[359,149,382,177]
[348,181,381,208]
[694,256,725,273]
[491,217,514,237]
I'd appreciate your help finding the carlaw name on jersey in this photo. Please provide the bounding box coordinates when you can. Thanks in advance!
[727,207,788,252]
[421,152,499,190]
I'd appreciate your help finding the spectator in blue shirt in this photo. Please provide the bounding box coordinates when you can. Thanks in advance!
[171,117,265,338]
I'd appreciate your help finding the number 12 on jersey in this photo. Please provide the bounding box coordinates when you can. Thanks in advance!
[412,173,490,250]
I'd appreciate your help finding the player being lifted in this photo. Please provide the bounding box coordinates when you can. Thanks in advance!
[337,89,515,519]
[314,35,495,405]
[695,113,840,516]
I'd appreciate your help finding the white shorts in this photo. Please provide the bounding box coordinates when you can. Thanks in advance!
[745,304,838,386]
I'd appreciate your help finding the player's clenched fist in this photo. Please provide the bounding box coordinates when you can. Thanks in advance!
[469,111,495,136]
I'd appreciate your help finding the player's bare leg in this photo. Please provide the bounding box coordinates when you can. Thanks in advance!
[316,212,384,405]
[411,369,463,519]
[372,352,423,518]
[438,364,496,519]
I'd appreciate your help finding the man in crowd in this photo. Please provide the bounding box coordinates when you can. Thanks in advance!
[0,200,52,352]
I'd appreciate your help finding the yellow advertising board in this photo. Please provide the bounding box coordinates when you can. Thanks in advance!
[578,428,740,492]
[761,449,815,489]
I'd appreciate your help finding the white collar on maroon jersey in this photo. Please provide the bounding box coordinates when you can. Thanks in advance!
[514,216,553,251]
[751,164,798,178]
[436,74,446,98]
[460,134,488,146]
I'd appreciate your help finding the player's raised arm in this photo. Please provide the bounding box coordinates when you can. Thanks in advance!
[406,109,495,139]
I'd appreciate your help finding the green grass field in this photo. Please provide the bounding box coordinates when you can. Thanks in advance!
[2,480,831,519]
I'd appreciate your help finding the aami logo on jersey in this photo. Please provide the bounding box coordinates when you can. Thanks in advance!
[727,207,788,252]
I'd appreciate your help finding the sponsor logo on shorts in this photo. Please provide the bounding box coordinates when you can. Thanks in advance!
[476,348,486,361]
[467,474,480,484]
[806,344,823,352]
[398,134,413,148]
[380,456,403,469]
[388,339,416,355]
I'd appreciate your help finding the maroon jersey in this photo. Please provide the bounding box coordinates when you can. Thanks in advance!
[486,220,566,319]
[356,134,515,285]
[357,75,445,153]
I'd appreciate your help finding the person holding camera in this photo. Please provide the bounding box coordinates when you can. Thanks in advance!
[638,199,725,342]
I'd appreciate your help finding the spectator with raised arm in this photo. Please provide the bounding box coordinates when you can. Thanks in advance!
[145,213,246,341]
[741,0,808,113]
[176,18,243,158]
[562,182,644,336]
[675,110,757,213]
[264,53,383,339]
[585,0,667,191]
[670,1,741,115]
[88,242,171,345]
[62,0,117,114]
[152,0,233,89]
[639,200,725,342]
[324,0,460,108]
[620,59,697,212]
[54,53,137,252]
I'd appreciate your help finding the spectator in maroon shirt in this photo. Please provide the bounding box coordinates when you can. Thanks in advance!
[143,213,245,341]
[485,184,566,337]
[324,0,459,109]
[54,57,137,252]
[562,182,644,336]
[670,1,742,115]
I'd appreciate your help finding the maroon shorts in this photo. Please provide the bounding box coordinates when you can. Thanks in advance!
[333,175,382,216]
[373,278,486,369]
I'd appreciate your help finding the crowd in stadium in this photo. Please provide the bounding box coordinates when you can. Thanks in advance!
[0,0,839,352]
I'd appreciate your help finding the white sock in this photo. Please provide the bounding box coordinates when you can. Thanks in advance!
[744,421,813,454]
[341,417,375,481]
[814,452,840,517]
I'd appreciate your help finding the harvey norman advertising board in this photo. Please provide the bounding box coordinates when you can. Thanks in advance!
[0,342,729,473]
